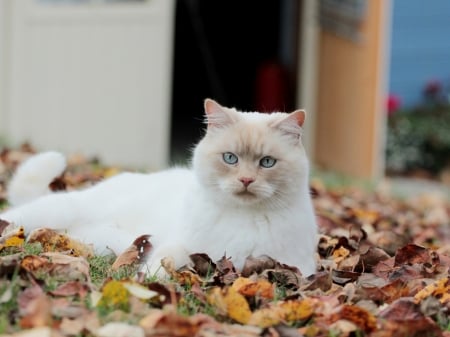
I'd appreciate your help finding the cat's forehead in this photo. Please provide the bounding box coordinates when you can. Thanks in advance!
[211,116,289,157]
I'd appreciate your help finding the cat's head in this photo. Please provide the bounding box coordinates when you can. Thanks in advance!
[192,99,310,209]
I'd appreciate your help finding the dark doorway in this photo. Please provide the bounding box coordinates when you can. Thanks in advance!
[170,0,301,164]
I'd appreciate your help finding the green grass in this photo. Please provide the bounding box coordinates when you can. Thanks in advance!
[311,167,376,192]
[88,254,116,286]
[0,268,21,334]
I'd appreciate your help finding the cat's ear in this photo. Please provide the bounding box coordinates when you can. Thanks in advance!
[204,98,238,128]
[271,109,306,140]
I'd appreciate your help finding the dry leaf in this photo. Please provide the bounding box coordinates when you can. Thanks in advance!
[122,282,159,300]
[49,280,90,298]
[414,277,450,304]
[0,225,25,249]
[27,228,94,257]
[96,322,144,337]
[18,286,52,329]
[111,235,152,271]
[207,286,252,324]
[140,311,213,337]
[232,277,275,299]
[330,305,377,333]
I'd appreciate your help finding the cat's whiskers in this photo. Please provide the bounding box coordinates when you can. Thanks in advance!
[265,189,292,211]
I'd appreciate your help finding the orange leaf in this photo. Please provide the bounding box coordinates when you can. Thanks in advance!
[27,228,94,257]
[414,277,450,304]
[330,305,377,333]
[232,277,275,299]
[207,286,252,324]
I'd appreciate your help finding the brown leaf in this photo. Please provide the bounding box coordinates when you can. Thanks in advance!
[27,228,94,258]
[357,275,409,304]
[241,255,279,277]
[111,235,152,271]
[213,255,239,285]
[18,285,52,329]
[49,175,67,192]
[49,281,90,298]
[20,255,51,274]
[356,246,391,272]
[96,322,144,337]
[329,305,377,333]
[161,256,202,285]
[375,298,443,337]
[379,298,423,320]
[0,219,10,235]
[374,317,443,337]
[189,253,216,277]
[41,252,90,281]
[302,271,333,292]
[0,252,22,277]
[332,269,361,285]
[394,244,434,267]
[369,230,410,256]
[140,311,215,337]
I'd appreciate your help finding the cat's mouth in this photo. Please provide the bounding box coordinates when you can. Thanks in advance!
[235,190,257,199]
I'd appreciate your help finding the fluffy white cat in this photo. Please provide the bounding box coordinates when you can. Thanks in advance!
[0,99,318,276]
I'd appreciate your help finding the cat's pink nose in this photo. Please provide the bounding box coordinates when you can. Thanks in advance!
[239,177,254,187]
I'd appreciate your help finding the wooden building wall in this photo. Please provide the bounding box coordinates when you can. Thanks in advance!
[314,0,390,179]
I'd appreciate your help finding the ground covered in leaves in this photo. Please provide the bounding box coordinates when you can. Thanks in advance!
[1,145,450,337]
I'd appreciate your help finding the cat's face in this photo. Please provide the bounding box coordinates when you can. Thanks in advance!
[192,99,309,208]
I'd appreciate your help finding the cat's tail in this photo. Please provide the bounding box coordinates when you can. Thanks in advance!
[7,151,67,206]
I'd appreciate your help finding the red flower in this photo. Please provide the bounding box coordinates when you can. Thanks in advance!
[423,79,442,97]
[387,94,401,116]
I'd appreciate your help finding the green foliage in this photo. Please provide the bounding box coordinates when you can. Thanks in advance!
[177,289,217,318]
[23,242,43,256]
[386,106,450,177]
[0,268,21,333]
[88,254,115,286]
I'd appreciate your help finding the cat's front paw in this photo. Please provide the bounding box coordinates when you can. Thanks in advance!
[140,259,171,280]
[142,245,192,281]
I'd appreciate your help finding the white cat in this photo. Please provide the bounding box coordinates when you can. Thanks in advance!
[0,99,318,276]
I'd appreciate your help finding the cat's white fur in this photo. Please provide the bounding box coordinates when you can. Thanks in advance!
[0,99,318,276]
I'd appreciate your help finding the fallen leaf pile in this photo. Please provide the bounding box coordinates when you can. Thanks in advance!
[1,145,450,337]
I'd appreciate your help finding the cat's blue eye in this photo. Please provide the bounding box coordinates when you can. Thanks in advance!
[223,152,238,165]
[259,156,276,168]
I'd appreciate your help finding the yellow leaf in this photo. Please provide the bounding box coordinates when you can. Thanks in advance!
[98,280,130,312]
[414,277,450,304]
[224,287,252,324]
[206,287,227,313]
[231,277,253,291]
[279,299,314,322]
[332,246,350,263]
[103,167,121,178]
[248,307,282,328]
[207,286,252,324]
[0,226,25,249]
